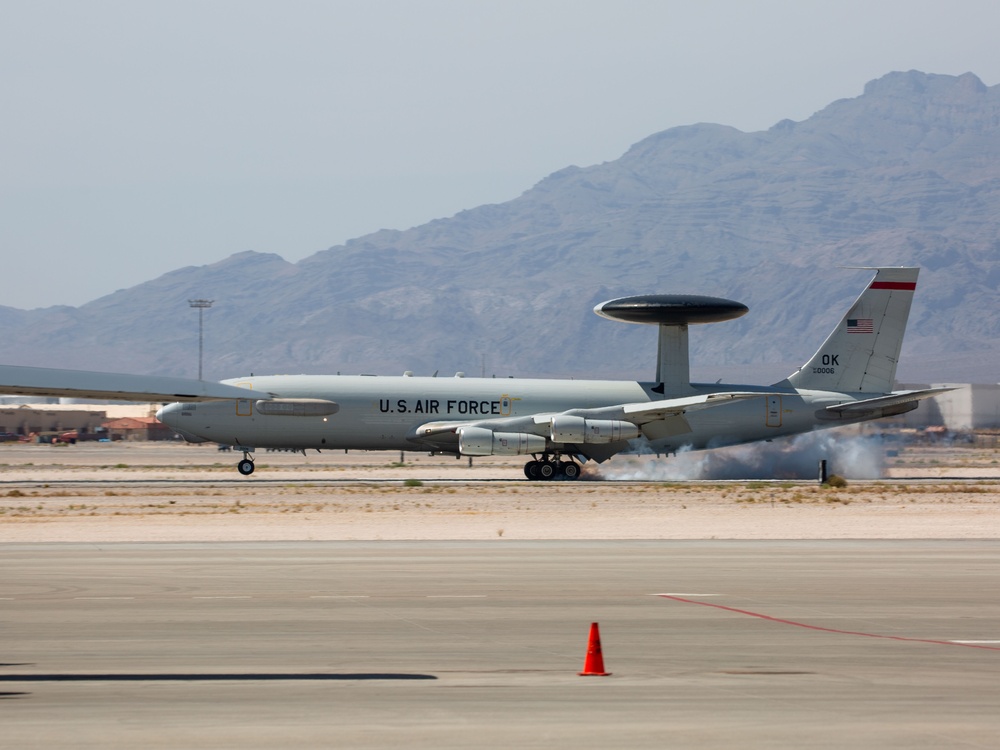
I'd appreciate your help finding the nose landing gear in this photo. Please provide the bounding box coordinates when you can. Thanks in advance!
[237,448,255,476]
[523,455,581,481]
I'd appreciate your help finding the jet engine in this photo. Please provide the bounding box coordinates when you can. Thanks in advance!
[458,426,546,456]
[549,415,640,444]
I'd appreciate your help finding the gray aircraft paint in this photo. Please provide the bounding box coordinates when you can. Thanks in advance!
[157,376,877,457]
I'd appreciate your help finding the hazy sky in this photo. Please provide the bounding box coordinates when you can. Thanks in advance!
[3,0,999,309]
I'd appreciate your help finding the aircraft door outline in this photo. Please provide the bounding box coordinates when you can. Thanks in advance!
[766,395,782,427]
[235,382,253,417]
[500,394,519,417]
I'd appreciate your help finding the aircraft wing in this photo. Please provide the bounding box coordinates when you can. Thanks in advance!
[0,364,261,402]
[409,391,771,442]
[618,391,772,422]
[823,388,954,416]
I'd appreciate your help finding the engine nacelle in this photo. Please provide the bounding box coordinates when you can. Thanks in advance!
[458,427,546,456]
[549,415,640,444]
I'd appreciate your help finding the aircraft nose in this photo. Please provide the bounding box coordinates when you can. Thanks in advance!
[155,402,211,444]
[156,402,181,426]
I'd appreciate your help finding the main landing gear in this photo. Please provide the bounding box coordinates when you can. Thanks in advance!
[523,455,581,481]
[237,450,255,476]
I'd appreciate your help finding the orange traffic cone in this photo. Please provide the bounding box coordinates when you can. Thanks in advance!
[578,622,611,676]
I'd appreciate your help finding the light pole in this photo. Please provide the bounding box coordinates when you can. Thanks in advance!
[188,299,214,380]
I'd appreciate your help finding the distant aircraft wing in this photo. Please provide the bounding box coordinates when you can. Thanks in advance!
[823,387,954,416]
[0,364,261,402]
[618,391,771,422]
[408,391,771,458]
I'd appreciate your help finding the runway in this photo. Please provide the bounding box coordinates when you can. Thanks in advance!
[4,541,1000,749]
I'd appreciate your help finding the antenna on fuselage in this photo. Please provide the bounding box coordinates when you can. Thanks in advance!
[593,294,748,396]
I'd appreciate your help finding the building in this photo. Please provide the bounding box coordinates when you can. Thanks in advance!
[102,416,175,442]
[0,405,108,438]
[900,384,1000,430]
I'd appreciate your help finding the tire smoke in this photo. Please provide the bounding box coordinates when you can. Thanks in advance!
[596,429,886,481]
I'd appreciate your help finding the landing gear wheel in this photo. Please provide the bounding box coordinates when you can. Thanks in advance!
[237,459,255,476]
[561,462,580,480]
[538,461,556,480]
[524,461,540,480]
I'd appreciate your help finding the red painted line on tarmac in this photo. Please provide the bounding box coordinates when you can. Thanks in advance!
[658,595,1000,651]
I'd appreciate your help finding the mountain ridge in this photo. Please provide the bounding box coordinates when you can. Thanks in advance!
[5,70,999,385]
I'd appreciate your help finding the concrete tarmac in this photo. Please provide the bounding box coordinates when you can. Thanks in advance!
[3,541,1000,749]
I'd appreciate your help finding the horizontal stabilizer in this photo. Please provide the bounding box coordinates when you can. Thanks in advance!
[823,388,954,416]
[0,364,262,402]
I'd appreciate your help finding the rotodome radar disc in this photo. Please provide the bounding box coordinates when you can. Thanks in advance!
[594,295,748,325]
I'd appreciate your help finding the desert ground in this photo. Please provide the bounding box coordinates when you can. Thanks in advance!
[1,436,998,542]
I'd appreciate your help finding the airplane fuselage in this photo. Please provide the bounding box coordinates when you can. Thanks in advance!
[156,374,880,456]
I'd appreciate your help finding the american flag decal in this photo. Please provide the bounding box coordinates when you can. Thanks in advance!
[847,318,874,334]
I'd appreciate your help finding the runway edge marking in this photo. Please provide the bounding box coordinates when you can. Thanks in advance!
[653,593,721,597]
[657,594,1000,652]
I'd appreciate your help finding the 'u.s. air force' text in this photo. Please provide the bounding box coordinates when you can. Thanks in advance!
[378,399,504,415]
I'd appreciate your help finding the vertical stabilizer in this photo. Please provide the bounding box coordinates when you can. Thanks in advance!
[785,267,919,394]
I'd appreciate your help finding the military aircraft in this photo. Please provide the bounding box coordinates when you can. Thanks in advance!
[0,267,947,480]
